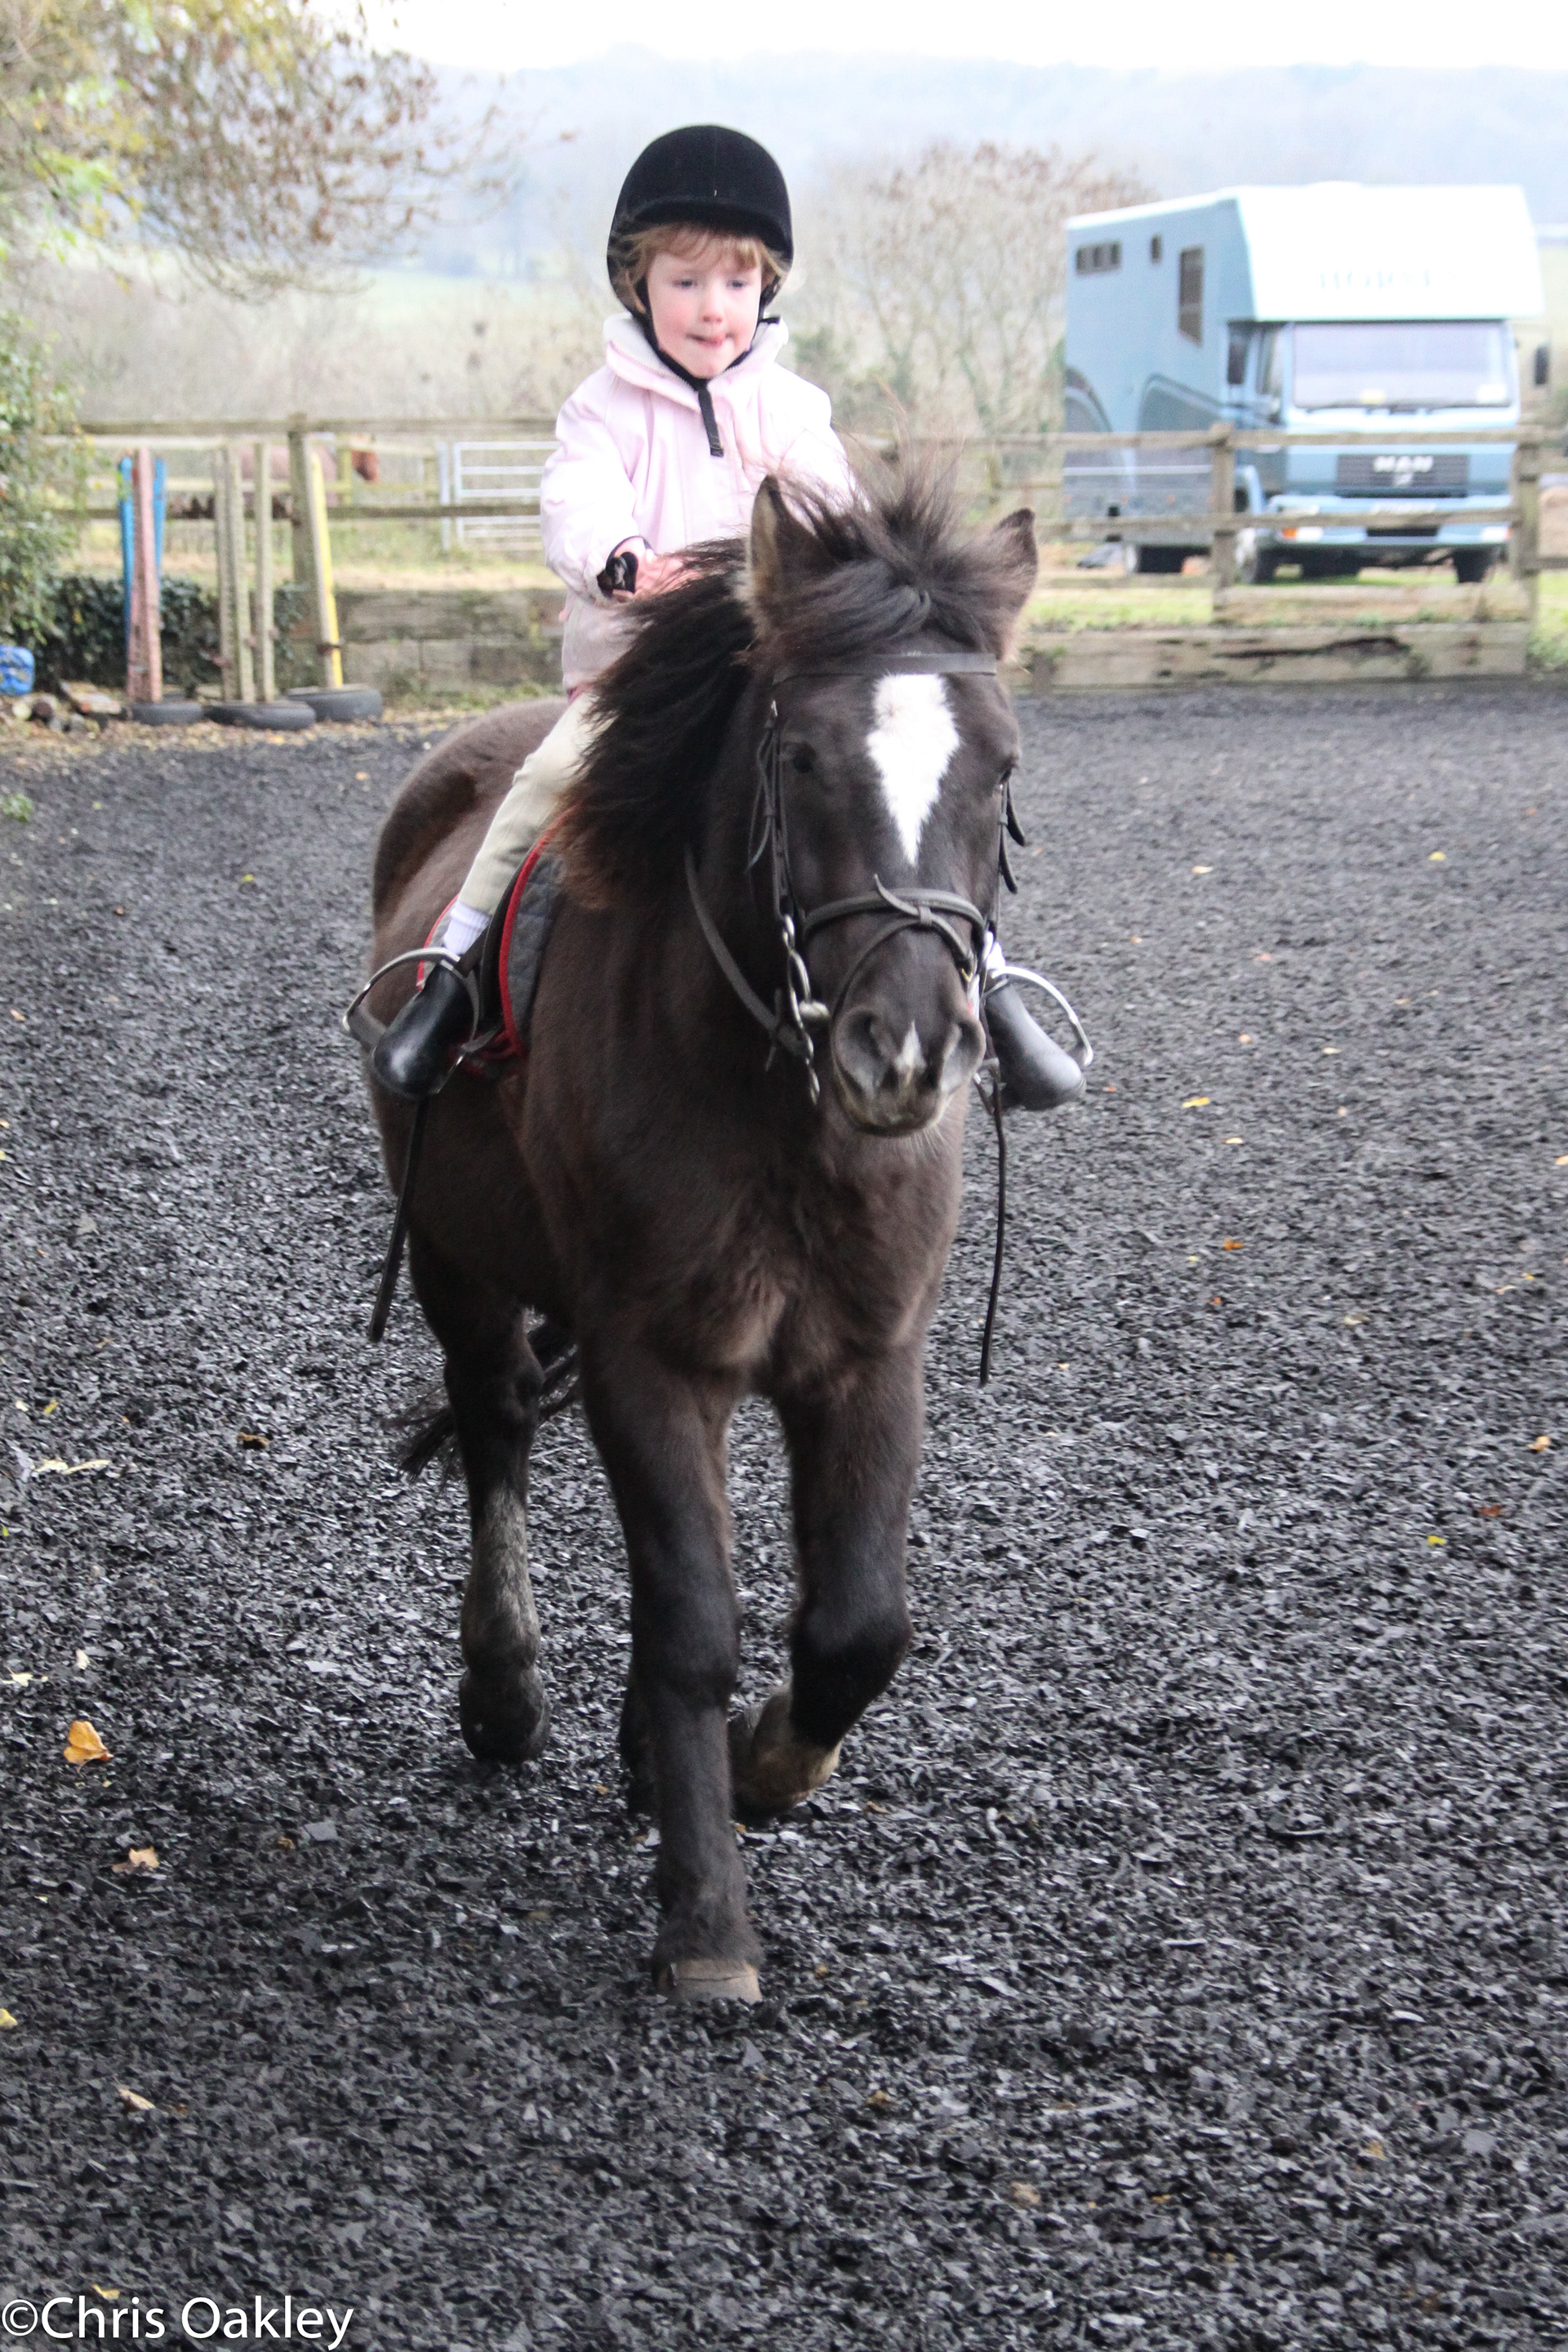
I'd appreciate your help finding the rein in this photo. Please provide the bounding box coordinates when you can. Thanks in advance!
[684,644,1019,1381]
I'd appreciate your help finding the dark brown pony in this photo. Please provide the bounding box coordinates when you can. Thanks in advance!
[366,468,1037,1999]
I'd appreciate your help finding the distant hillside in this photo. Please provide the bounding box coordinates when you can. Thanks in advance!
[419,52,1568,278]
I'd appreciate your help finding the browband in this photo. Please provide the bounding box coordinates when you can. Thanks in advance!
[772,648,998,684]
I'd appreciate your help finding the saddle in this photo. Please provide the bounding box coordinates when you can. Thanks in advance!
[424,835,563,1076]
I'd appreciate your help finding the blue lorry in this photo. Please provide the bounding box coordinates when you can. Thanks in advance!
[1064,184,1546,582]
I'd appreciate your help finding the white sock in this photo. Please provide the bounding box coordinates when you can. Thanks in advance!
[440,899,490,958]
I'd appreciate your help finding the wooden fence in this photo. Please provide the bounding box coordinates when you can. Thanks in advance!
[49,415,1566,693]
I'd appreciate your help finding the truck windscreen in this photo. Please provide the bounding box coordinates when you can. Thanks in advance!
[1291,322,1512,411]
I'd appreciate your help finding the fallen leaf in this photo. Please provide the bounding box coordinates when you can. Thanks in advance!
[1321,1045,1339,1055]
[0,2008,17,2029]
[7,1669,33,1687]
[116,2085,154,2112]
[1427,1535,1446,1548]
[866,2088,892,2109]
[75,1649,88,1668]
[1477,1504,1503,1519]
[1181,1095,1210,1109]
[237,1431,269,1450]
[1557,1156,1568,1168]
[1530,1435,1552,1452]
[41,1398,57,1416]
[1237,1031,1252,1043]
[1223,1136,1244,1145]
[33,1457,111,1477]
[1344,1312,1366,1328]
[91,2288,120,2303]
[1009,2180,1042,2208]
[1361,2136,1387,2161]
[813,1962,830,1979]
[111,1846,158,1873]
[1210,1294,1223,1307]
[1221,1237,1244,1252]
[1428,850,1446,862]
[1192,863,1213,875]
[64,1717,112,1764]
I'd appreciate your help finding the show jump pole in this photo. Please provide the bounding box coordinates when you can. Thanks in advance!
[287,417,344,689]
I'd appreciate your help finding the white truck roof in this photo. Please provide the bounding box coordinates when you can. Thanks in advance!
[1069,185,1544,320]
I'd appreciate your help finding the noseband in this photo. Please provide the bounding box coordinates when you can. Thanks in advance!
[684,648,1001,1106]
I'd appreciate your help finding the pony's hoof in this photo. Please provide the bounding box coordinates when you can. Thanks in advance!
[459,1668,551,1764]
[729,1686,841,1818]
[657,1957,762,2004]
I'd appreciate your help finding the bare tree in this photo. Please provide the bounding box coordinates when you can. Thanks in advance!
[0,0,486,297]
[797,141,1152,438]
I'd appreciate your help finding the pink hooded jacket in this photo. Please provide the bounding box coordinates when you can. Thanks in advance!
[541,314,853,689]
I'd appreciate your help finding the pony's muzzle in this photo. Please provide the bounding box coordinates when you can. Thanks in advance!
[830,986,984,1133]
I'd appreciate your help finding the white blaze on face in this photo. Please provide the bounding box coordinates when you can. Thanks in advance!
[866,674,960,867]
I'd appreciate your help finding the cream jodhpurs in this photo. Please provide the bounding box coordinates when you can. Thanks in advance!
[459,692,599,918]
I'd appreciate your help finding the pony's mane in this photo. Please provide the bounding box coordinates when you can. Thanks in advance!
[557,458,1033,906]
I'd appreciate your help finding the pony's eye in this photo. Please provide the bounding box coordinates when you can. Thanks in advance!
[789,743,817,776]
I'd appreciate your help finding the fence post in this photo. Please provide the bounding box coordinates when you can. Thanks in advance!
[215,441,254,703]
[213,445,236,699]
[253,439,275,702]
[287,415,310,585]
[1512,428,1542,634]
[1209,424,1237,606]
[125,446,163,707]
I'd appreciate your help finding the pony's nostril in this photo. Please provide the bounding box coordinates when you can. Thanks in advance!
[934,1017,985,1097]
[835,1004,981,1116]
[835,1007,898,1097]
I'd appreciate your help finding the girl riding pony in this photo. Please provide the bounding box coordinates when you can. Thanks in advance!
[371,124,1080,1113]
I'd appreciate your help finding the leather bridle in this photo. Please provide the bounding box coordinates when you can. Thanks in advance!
[684,646,1011,1106]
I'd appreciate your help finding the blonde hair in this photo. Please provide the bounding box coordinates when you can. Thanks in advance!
[610,220,788,313]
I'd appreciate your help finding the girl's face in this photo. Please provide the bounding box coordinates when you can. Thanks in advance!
[644,241,764,379]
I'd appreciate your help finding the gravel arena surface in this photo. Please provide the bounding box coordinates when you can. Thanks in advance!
[2,684,1566,2352]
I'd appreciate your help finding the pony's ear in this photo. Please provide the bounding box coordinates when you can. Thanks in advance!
[746,475,826,612]
[982,507,1039,648]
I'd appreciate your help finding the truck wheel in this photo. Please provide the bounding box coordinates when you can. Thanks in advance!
[1299,552,1362,581]
[1136,547,1185,575]
[1452,550,1498,585]
[1236,530,1277,586]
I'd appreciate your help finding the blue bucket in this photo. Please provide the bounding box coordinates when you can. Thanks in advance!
[0,644,35,697]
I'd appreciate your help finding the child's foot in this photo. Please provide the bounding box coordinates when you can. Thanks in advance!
[983,978,1086,1109]
[371,964,475,1099]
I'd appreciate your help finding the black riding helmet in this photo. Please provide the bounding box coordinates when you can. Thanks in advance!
[607,125,793,308]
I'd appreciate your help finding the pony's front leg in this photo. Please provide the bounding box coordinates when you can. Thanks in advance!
[733,1346,920,1815]
[581,1334,758,2002]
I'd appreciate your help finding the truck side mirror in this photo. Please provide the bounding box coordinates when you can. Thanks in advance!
[1226,332,1248,389]
[1535,343,1551,390]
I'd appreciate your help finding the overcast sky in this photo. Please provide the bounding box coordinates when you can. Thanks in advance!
[372,0,1568,73]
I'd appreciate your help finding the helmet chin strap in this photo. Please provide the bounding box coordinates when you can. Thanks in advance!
[631,298,761,458]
